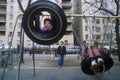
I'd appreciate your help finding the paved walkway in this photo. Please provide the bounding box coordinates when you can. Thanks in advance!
[0,66,120,80]
[0,53,120,80]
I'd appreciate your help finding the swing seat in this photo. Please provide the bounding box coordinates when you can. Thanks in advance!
[22,0,67,45]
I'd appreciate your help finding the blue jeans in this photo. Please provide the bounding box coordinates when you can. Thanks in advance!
[58,55,64,67]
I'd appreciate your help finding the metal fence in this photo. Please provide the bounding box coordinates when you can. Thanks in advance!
[0,49,15,69]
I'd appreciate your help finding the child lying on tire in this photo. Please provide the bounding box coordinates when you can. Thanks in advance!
[81,45,114,76]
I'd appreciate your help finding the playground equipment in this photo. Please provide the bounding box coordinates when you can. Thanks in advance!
[1,0,119,80]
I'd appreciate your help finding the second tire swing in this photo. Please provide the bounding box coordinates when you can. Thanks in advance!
[22,0,67,45]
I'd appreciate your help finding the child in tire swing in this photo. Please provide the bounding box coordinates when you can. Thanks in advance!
[81,42,114,76]
[41,18,53,34]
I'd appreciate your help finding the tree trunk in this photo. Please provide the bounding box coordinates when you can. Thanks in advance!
[115,18,120,61]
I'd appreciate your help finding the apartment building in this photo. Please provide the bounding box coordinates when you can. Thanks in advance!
[0,0,7,46]
[0,0,74,48]
[83,18,106,46]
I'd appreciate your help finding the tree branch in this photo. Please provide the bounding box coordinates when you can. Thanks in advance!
[99,7,115,16]
[84,0,115,16]
[91,10,100,14]
[84,1,100,9]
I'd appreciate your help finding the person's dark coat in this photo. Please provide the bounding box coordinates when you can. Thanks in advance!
[57,46,66,55]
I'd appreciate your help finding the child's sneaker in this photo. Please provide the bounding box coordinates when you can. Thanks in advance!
[91,60,97,68]
[97,58,104,66]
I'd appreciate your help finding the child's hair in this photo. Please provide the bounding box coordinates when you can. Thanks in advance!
[44,18,51,24]
[83,40,86,43]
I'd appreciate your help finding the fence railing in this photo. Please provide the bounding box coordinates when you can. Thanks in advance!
[0,49,15,69]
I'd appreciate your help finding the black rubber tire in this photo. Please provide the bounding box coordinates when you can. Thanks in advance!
[22,0,67,45]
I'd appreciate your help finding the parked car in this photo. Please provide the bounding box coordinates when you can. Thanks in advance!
[0,44,11,49]
[24,44,80,54]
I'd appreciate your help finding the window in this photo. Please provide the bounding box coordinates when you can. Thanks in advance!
[92,35,95,39]
[96,27,101,32]
[91,20,94,23]
[9,23,13,29]
[84,18,88,23]
[103,19,111,24]
[3,16,6,21]
[85,34,88,39]
[96,35,101,39]
[0,23,5,27]
[0,6,6,12]
[11,0,14,2]
[10,14,13,20]
[92,26,95,31]
[85,26,88,31]
[10,6,13,12]
[0,31,5,35]
[107,19,112,23]
[0,15,6,21]
[106,34,110,40]
[17,23,21,29]
[9,32,12,36]
[106,25,110,32]
[0,0,6,4]
[0,40,3,46]
[17,32,21,37]
[96,19,100,24]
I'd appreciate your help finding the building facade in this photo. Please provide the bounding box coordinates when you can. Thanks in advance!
[82,0,117,47]
[0,0,7,46]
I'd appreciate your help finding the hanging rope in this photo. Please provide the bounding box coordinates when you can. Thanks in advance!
[17,0,32,13]
[73,30,81,46]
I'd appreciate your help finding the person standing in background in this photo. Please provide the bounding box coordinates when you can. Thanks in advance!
[80,41,88,60]
[57,41,66,68]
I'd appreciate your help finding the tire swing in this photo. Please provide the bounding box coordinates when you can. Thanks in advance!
[22,0,67,45]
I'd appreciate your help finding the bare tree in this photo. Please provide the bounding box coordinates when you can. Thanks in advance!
[83,0,120,61]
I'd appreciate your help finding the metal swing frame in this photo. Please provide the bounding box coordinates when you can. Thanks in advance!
[1,0,120,80]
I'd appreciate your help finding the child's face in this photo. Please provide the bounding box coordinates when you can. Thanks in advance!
[44,21,51,26]
[60,41,64,45]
